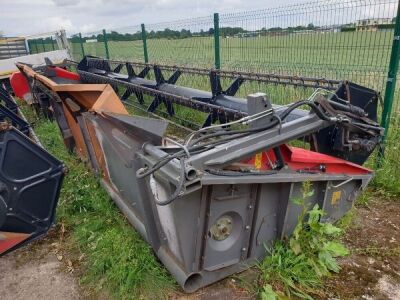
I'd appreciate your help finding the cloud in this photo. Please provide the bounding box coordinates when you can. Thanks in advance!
[0,0,397,37]
[45,16,74,31]
[80,23,98,33]
[51,0,80,6]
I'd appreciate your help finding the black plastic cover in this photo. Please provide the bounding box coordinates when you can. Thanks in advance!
[0,127,65,255]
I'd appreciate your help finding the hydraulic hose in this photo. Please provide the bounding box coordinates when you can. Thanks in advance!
[150,158,186,206]
[136,98,342,205]
[137,99,337,179]
[278,100,335,122]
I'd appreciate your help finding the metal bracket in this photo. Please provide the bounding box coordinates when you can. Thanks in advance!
[330,177,354,189]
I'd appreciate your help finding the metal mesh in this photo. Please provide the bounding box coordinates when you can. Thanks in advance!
[105,26,144,61]
[219,0,396,88]
[27,36,59,55]
[145,16,214,67]
[78,30,108,58]
[69,41,83,61]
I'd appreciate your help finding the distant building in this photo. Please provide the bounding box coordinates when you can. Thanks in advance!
[293,30,316,35]
[85,39,97,43]
[263,31,289,37]
[356,18,393,32]
[316,25,342,33]
[234,32,259,38]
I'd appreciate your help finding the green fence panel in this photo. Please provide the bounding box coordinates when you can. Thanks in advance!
[34,39,39,54]
[103,29,110,59]
[79,33,85,57]
[218,1,396,83]
[79,30,108,58]
[103,26,144,61]
[69,41,83,61]
[27,40,33,54]
[144,16,214,67]
[381,3,400,141]
[51,37,55,51]
[377,0,400,167]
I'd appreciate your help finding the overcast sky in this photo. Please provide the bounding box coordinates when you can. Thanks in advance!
[0,0,397,37]
[0,0,315,36]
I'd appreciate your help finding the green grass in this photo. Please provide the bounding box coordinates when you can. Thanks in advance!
[258,182,349,299]
[372,115,400,197]
[259,242,323,299]
[23,107,174,299]
[68,31,393,76]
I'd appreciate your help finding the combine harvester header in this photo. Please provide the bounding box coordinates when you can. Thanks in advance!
[14,56,383,292]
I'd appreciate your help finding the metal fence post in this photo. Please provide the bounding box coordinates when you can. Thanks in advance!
[28,40,33,54]
[79,33,85,57]
[34,39,39,53]
[141,24,149,63]
[41,38,46,52]
[103,29,110,59]
[213,13,221,69]
[378,2,400,162]
[50,37,55,51]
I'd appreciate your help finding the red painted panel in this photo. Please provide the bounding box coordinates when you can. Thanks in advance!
[0,232,31,255]
[10,71,30,99]
[242,145,371,175]
[52,67,80,81]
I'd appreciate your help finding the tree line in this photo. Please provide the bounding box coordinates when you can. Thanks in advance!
[68,27,246,42]
[68,24,321,42]
[64,21,395,43]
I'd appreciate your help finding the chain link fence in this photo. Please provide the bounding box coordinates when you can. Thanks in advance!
[144,16,215,67]
[28,0,400,192]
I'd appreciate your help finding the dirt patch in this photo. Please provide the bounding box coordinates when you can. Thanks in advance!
[0,231,81,300]
[172,275,256,300]
[1,197,399,300]
[323,198,400,299]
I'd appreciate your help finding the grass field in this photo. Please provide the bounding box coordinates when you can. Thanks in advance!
[70,31,394,84]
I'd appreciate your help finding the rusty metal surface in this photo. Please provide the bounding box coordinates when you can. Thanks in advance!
[16,63,129,159]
